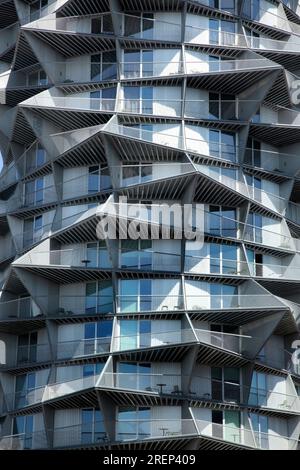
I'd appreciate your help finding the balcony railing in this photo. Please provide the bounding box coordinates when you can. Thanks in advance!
[21,96,116,112]
[0,297,41,321]
[56,338,111,360]
[3,343,51,369]
[4,369,298,415]
[120,58,277,79]
[0,430,48,450]
[194,419,292,450]
[1,417,296,450]
[196,164,286,214]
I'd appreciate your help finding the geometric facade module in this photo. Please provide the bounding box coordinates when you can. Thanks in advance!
[0,0,300,450]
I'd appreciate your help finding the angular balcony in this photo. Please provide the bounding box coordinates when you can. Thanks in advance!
[0,430,48,450]
[2,343,52,370]
[19,0,68,25]
[185,255,250,277]
[195,164,286,215]
[0,297,42,322]
[185,293,285,312]
[115,419,197,443]
[118,98,251,121]
[117,295,184,313]
[113,329,197,353]
[0,162,18,192]
[190,374,300,414]
[119,163,195,189]
[194,419,294,450]
[21,95,116,114]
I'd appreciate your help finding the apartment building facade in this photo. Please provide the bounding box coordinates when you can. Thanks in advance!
[0,0,299,450]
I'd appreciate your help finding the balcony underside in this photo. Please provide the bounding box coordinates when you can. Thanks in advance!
[189,307,288,327]
[9,201,58,219]
[0,318,46,335]
[14,266,113,284]
[250,124,300,146]
[186,68,279,95]
[118,173,195,201]
[0,0,17,29]
[25,30,116,56]
[256,51,300,72]
[241,19,292,40]
[21,107,112,132]
[23,162,52,181]
[0,45,16,64]
[13,35,41,71]
[11,111,37,145]
[106,132,184,162]
[5,86,49,108]
[55,130,107,167]
[57,0,111,16]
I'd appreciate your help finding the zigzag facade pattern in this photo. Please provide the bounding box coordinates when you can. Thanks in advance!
[0,0,299,451]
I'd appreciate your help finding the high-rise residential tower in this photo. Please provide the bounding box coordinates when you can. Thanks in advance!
[0,0,299,451]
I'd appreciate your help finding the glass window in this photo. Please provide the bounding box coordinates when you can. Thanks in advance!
[85,281,113,314]
[13,415,34,449]
[81,409,105,445]
[250,413,269,449]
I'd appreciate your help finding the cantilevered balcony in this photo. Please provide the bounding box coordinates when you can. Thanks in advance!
[2,343,51,370]
[119,58,278,80]
[194,418,294,450]
[0,416,296,450]
[0,430,48,450]
[0,297,42,322]
[195,164,286,215]
[21,95,116,113]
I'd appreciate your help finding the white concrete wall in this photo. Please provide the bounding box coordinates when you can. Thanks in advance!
[268,416,289,450]
[151,279,181,310]
[151,406,182,437]
[185,14,209,44]
[260,105,278,124]
[153,86,181,117]
[59,283,86,315]
[152,239,181,272]
[153,49,181,76]
[153,13,181,41]
[185,125,209,155]
[63,167,88,200]
[185,51,210,74]
[264,335,285,369]
[261,179,280,212]
[262,217,286,248]
[65,55,90,83]
[185,88,208,120]
[190,364,211,396]
[152,123,182,148]
[53,409,80,448]
[185,280,211,310]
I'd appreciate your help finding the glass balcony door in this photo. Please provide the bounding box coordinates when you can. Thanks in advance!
[84,321,113,356]
[15,373,36,409]
[119,280,152,312]
[117,407,151,441]
[17,332,38,364]
[85,281,114,315]
[81,409,106,445]
[13,415,34,450]
[120,240,153,269]
[249,372,268,406]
